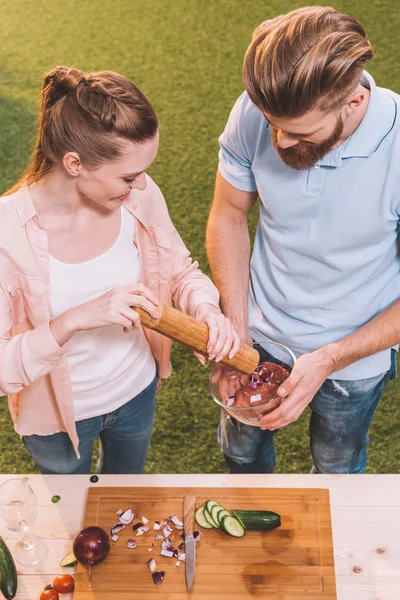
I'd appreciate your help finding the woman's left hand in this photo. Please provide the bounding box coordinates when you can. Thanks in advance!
[194,303,241,366]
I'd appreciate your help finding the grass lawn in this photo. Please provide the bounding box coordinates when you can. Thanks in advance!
[0,0,399,474]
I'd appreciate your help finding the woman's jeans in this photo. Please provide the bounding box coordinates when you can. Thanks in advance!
[219,348,397,474]
[23,374,157,475]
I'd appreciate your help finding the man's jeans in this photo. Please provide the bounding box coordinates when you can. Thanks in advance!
[218,348,397,474]
[23,374,157,474]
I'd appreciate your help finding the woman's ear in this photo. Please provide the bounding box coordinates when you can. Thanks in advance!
[62,152,82,177]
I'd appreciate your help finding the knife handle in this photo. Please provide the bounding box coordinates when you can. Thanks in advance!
[183,494,196,536]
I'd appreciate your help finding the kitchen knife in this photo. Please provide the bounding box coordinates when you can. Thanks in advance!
[183,494,196,590]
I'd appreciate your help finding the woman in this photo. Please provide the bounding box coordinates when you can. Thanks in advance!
[0,66,239,474]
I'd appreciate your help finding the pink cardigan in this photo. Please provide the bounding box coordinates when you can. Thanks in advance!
[0,177,219,457]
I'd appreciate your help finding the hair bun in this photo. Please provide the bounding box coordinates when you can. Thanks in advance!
[42,65,85,109]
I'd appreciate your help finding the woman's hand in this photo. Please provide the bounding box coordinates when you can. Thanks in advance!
[51,284,159,345]
[194,303,241,366]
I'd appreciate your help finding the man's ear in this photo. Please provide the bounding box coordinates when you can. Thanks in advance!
[345,85,369,115]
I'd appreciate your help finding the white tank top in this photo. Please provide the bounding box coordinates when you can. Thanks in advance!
[49,206,156,421]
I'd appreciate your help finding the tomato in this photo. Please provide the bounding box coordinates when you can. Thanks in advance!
[52,574,75,594]
[40,588,59,600]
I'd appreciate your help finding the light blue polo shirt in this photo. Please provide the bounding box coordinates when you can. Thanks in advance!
[218,72,400,379]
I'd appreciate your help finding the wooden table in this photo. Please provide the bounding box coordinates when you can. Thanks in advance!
[0,474,399,600]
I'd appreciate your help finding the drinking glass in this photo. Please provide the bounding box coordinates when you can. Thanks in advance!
[0,478,47,564]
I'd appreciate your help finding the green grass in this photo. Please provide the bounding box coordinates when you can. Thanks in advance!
[0,0,399,473]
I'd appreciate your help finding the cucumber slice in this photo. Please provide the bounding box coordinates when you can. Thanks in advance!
[203,508,219,528]
[211,504,225,524]
[205,499,221,515]
[195,506,213,529]
[216,509,232,525]
[220,515,245,538]
[231,510,281,531]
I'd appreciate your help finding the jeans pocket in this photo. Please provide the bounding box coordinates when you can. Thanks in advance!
[218,409,264,465]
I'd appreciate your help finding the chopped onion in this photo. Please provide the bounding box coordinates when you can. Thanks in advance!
[142,516,149,525]
[250,393,262,404]
[161,539,173,551]
[126,538,137,549]
[155,533,164,541]
[132,522,144,531]
[119,508,134,525]
[111,534,119,542]
[162,523,173,539]
[227,397,235,407]
[153,521,161,530]
[110,522,125,536]
[174,560,181,569]
[152,571,165,585]
[178,542,185,552]
[160,548,175,558]
[148,558,156,572]
[193,530,201,542]
[116,509,124,517]
[169,515,184,529]
[178,552,186,561]
[148,544,155,552]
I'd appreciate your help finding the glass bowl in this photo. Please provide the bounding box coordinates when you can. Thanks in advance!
[209,340,296,427]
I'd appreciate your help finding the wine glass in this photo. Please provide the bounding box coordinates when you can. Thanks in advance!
[0,478,47,565]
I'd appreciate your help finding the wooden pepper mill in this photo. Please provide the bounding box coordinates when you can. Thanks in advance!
[134,302,259,375]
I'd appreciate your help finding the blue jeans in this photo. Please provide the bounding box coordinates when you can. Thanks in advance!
[218,348,397,474]
[23,374,157,474]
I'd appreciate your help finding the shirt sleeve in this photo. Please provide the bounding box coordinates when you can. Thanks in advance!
[218,92,259,193]
[0,284,68,396]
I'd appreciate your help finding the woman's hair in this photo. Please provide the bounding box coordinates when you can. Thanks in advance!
[7,66,158,194]
[243,6,374,118]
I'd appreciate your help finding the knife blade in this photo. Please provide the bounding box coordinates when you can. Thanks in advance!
[183,494,196,590]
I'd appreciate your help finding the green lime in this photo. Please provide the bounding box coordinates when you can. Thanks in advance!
[59,551,77,567]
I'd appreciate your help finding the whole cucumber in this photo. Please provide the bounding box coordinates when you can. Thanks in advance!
[232,509,281,531]
[0,535,18,599]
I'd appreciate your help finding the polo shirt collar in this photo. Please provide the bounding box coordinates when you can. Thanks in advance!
[316,71,397,167]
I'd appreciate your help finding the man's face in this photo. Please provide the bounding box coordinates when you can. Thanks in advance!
[266,108,344,170]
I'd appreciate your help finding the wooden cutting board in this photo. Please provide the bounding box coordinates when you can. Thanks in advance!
[73,487,336,599]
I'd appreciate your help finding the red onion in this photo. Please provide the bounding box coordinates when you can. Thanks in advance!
[73,526,110,589]
[152,571,165,585]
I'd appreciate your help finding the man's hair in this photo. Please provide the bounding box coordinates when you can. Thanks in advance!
[243,6,374,118]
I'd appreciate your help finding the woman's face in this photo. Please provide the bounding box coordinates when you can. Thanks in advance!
[74,132,159,209]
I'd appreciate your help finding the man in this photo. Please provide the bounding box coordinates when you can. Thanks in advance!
[206,6,400,474]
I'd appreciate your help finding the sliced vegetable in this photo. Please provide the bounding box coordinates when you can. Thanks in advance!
[204,499,221,515]
[211,504,225,525]
[119,509,134,525]
[0,535,18,599]
[195,506,213,529]
[220,515,245,538]
[148,558,156,572]
[126,539,137,549]
[59,551,77,568]
[216,509,232,525]
[52,574,74,594]
[231,510,281,531]
[111,522,125,536]
[152,571,165,585]
[203,508,219,528]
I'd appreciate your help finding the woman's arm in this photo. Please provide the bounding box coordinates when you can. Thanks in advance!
[0,285,68,396]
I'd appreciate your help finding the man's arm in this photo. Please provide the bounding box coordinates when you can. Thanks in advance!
[260,298,400,431]
[206,172,258,342]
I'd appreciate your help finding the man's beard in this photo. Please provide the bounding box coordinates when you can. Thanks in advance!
[270,115,344,170]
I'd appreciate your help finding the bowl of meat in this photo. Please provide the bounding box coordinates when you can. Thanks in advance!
[209,340,296,426]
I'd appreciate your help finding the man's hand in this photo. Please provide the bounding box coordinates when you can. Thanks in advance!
[260,346,337,430]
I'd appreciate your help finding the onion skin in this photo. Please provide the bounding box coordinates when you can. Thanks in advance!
[73,526,110,567]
